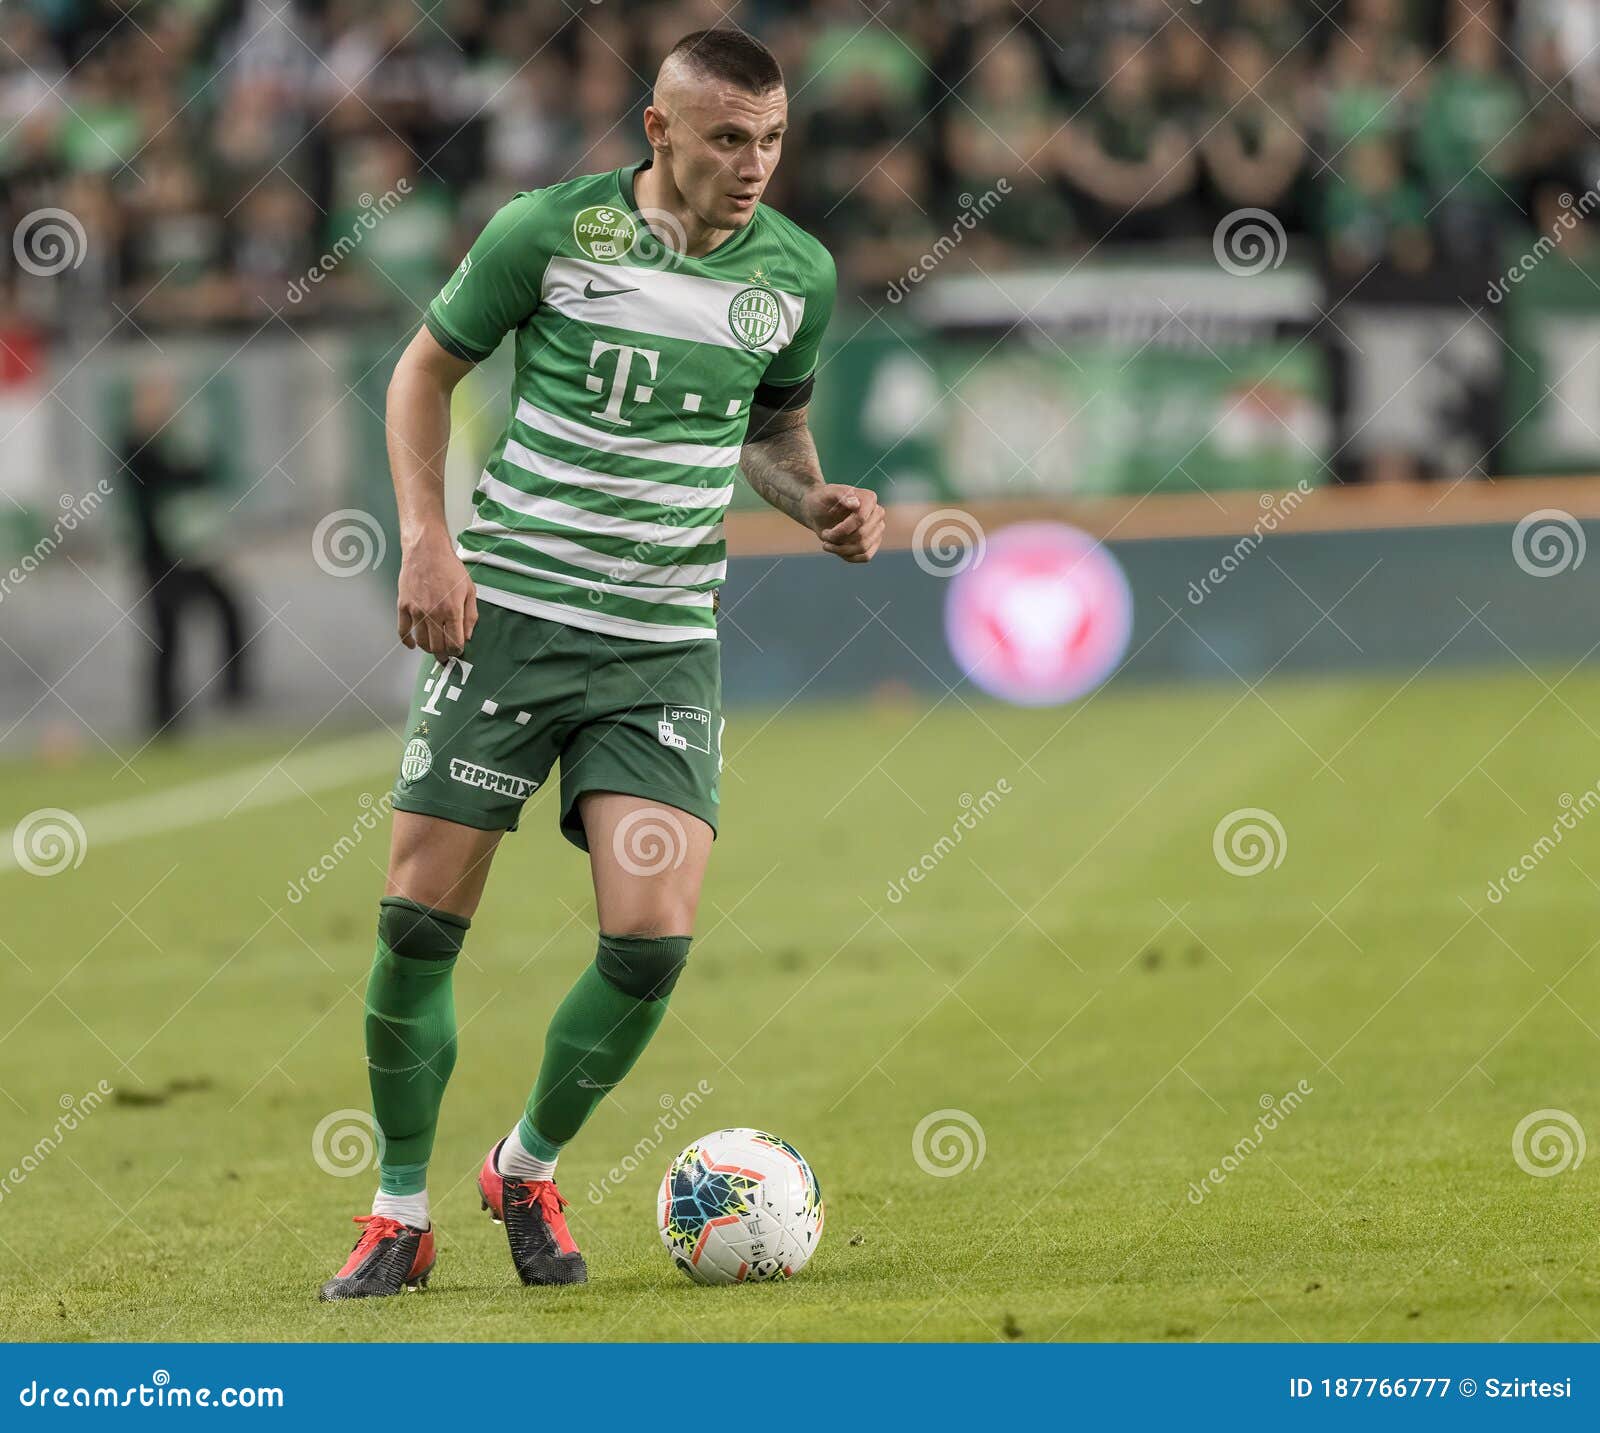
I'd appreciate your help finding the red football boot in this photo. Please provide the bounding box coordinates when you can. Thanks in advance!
[317,1215,434,1301]
[478,1139,587,1286]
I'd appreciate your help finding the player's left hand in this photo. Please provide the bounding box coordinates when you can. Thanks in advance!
[803,484,886,563]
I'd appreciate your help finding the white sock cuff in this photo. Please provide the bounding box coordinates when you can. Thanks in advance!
[371,1188,430,1227]
[497,1124,559,1182]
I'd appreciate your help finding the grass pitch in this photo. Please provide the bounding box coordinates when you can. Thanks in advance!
[2,666,1599,1342]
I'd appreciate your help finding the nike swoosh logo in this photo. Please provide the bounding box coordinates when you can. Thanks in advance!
[583,281,639,299]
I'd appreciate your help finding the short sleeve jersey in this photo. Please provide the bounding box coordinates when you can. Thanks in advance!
[424,162,837,643]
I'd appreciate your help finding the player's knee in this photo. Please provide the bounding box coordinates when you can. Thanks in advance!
[377,896,471,962]
[596,932,692,1001]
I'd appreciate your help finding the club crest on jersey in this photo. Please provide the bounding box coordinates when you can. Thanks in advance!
[728,286,780,349]
[439,255,471,303]
[400,738,433,785]
[574,204,637,262]
[657,704,712,754]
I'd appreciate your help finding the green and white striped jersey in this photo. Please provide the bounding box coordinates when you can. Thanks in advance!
[423,162,836,643]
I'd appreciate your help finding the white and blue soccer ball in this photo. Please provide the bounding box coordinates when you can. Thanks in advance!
[657,1128,824,1285]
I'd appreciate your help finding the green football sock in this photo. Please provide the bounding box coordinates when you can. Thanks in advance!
[521,933,692,1155]
[365,897,469,1196]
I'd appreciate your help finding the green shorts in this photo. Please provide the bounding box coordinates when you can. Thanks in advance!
[389,602,722,850]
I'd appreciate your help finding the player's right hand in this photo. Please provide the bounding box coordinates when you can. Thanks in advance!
[397,538,478,657]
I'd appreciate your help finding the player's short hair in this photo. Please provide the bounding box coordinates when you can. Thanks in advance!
[663,28,784,94]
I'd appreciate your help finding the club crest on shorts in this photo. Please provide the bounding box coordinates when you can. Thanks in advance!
[728,286,780,349]
[573,204,637,262]
[400,738,433,785]
[657,704,712,754]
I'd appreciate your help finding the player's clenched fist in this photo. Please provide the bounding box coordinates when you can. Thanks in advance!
[802,484,886,563]
[397,538,479,656]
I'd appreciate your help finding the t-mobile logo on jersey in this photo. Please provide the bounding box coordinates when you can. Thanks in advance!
[585,340,661,427]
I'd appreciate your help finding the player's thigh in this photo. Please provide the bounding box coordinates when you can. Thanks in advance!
[385,810,503,919]
[581,792,714,936]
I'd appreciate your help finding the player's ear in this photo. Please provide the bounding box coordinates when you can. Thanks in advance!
[642,104,671,154]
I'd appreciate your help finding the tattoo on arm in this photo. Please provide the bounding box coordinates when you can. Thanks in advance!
[740,404,822,526]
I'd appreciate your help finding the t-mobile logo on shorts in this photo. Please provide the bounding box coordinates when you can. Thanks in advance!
[421,656,474,715]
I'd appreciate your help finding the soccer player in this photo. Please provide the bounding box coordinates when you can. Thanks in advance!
[319,28,884,1299]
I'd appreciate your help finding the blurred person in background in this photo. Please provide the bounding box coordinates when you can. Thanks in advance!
[947,29,1076,259]
[232,177,319,317]
[1347,0,1428,94]
[1235,0,1309,61]
[1200,28,1306,227]
[1159,20,1215,134]
[831,141,940,292]
[329,136,455,307]
[1320,135,1433,275]
[1314,27,1414,181]
[793,59,908,234]
[1059,31,1197,243]
[125,146,232,325]
[1514,30,1588,187]
[1525,165,1600,269]
[120,369,251,737]
[1518,0,1600,126]
[1414,3,1526,266]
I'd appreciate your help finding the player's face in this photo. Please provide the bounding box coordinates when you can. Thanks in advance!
[668,84,787,230]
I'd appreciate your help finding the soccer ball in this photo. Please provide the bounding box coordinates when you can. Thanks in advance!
[657,1128,824,1285]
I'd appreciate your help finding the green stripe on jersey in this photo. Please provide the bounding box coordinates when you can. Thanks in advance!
[429,161,836,642]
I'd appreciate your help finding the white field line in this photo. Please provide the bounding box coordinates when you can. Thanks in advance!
[0,730,395,874]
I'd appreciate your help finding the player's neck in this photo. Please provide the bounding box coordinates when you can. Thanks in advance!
[632,161,734,260]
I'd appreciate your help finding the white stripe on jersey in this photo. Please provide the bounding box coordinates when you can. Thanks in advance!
[472,583,717,644]
[458,547,715,608]
[460,521,728,588]
[541,256,805,355]
[498,444,734,511]
[478,474,723,549]
[516,398,740,470]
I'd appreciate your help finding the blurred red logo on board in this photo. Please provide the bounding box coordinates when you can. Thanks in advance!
[943,522,1133,706]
